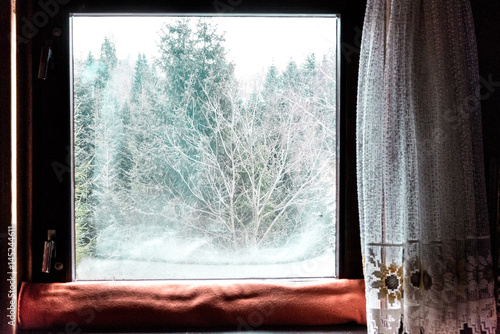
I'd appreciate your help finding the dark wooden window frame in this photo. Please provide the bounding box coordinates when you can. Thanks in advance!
[21,0,365,284]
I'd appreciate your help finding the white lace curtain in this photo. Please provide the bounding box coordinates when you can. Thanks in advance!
[356,0,497,333]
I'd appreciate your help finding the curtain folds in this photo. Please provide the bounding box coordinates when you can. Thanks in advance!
[356,0,497,333]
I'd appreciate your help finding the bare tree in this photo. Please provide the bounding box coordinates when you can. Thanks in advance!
[154,75,336,254]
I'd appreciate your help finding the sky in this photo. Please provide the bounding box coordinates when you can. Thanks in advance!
[71,15,338,81]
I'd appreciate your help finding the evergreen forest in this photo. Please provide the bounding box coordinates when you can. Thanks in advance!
[73,18,337,271]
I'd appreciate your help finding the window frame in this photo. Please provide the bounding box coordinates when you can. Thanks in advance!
[26,0,364,284]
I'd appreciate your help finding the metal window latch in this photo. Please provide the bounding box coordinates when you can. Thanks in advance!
[41,230,56,273]
[38,41,53,80]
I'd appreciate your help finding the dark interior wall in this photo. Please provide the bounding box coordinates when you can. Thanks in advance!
[471,1,500,274]
[473,1,500,165]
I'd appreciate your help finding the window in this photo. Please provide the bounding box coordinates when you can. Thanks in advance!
[30,0,363,284]
[72,15,339,280]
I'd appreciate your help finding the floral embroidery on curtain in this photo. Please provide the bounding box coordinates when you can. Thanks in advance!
[356,0,497,333]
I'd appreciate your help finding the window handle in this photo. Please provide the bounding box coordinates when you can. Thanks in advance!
[41,230,56,273]
[38,43,53,80]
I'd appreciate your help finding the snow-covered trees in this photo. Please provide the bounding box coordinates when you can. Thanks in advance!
[74,18,337,266]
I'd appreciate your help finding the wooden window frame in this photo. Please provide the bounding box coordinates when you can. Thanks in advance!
[19,0,365,284]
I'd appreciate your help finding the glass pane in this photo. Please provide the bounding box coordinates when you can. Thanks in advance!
[72,15,339,280]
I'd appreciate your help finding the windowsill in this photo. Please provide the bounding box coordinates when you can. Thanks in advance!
[17,280,366,331]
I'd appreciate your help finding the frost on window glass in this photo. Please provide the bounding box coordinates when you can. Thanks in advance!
[72,15,338,279]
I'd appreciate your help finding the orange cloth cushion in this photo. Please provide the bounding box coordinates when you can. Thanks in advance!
[17,279,366,330]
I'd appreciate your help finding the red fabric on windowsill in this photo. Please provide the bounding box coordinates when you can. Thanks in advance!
[17,279,366,330]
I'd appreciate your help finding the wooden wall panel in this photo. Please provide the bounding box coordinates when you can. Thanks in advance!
[0,1,15,333]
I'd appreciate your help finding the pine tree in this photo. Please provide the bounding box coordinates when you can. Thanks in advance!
[116,101,133,191]
[74,52,100,261]
[96,37,118,89]
[131,53,149,103]
[75,37,126,260]
[155,18,236,215]
[282,59,300,91]
[158,19,194,113]
[302,53,317,78]
[301,53,317,97]
[157,18,234,131]
[263,64,280,98]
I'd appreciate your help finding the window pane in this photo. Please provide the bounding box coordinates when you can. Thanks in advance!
[72,15,339,280]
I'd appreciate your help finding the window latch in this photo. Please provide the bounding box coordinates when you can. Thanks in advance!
[38,42,53,80]
[41,230,56,273]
